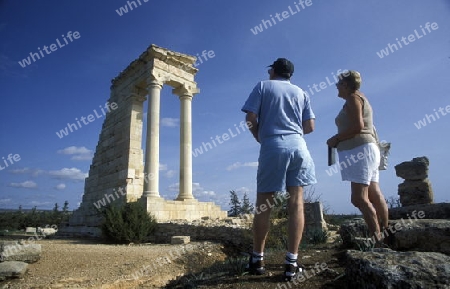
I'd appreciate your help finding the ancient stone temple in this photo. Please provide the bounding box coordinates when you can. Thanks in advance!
[63,45,227,236]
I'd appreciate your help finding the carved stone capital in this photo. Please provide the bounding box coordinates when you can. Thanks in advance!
[146,76,164,90]
[172,85,200,98]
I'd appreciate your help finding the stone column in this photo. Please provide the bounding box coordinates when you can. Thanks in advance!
[143,79,163,198]
[174,87,196,200]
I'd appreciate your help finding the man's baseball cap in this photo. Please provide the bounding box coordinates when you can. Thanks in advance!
[268,58,294,76]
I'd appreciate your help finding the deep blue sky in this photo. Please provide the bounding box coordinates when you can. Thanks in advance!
[0,0,449,214]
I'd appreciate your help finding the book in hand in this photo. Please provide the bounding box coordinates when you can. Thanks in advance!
[328,146,336,166]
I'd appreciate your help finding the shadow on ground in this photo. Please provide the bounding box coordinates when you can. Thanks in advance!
[165,243,350,289]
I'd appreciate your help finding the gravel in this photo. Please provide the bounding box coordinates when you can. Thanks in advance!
[0,238,225,289]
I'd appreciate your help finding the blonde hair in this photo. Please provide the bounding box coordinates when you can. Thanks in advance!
[339,70,362,90]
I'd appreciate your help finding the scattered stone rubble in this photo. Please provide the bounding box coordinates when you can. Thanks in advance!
[0,240,42,281]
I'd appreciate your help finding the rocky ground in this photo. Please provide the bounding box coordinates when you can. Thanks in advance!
[4,213,449,288]
[0,237,227,289]
[0,235,348,289]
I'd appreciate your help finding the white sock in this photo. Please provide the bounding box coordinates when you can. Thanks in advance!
[284,252,298,267]
[251,251,263,263]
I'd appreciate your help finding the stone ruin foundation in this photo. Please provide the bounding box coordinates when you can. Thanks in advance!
[394,156,434,206]
[61,45,227,237]
[389,155,450,220]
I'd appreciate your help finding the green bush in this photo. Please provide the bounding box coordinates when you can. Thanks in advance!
[306,228,329,245]
[266,218,289,250]
[222,256,249,276]
[100,201,157,244]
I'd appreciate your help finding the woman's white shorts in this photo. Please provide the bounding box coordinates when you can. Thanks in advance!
[337,142,380,185]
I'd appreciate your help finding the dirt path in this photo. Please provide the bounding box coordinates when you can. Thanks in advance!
[1,238,227,289]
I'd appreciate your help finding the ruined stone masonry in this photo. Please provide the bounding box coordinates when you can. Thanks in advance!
[63,45,227,236]
[339,156,450,287]
[394,156,434,206]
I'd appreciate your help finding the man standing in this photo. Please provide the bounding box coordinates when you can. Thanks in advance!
[241,58,316,281]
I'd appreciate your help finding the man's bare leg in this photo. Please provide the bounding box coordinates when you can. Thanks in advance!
[282,186,305,280]
[252,192,275,254]
[286,186,305,254]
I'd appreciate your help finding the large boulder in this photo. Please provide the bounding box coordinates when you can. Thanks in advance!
[338,218,372,249]
[0,241,41,263]
[398,179,433,206]
[37,227,57,237]
[25,227,36,234]
[0,261,28,281]
[339,219,450,255]
[345,249,450,289]
[389,203,450,219]
[394,157,429,180]
[391,219,450,255]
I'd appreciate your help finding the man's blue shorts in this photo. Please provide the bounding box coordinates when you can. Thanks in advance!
[257,134,317,193]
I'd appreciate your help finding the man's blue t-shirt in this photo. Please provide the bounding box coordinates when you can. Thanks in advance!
[241,78,315,141]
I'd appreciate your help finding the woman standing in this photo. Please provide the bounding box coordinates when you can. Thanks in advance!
[327,70,389,244]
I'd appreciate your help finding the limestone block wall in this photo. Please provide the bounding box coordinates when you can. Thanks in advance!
[152,219,252,248]
[152,203,328,248]
[69,88,146,227]
[305,202,328,231]
[142,198,227,221]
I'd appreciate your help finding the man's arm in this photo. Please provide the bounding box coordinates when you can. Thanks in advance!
[302,119,315,134]
[245,112,259,143]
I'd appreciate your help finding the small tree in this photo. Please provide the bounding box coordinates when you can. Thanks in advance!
[228,190,241,217]
[240,192,254,215]
[62,201,69,214]
[100,201,157,244]
[385,196,401,209]
[304,186,322,203]
[304,186,330,215]
[24,206,39,227]
[50,203,62,225]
